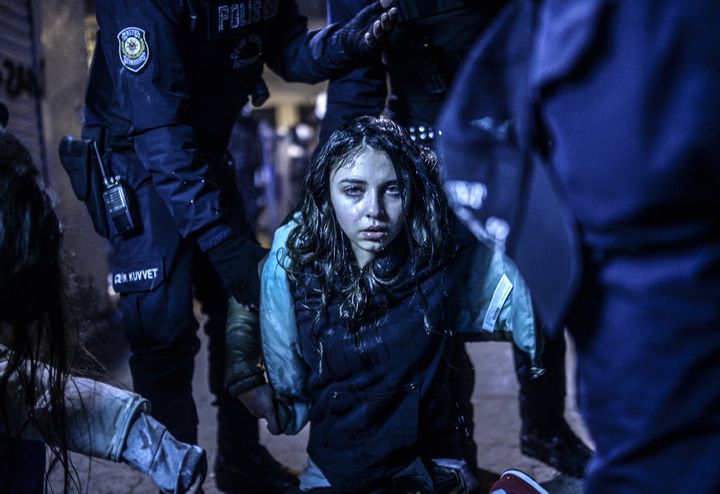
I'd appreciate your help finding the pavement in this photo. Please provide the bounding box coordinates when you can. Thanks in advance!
[48,310,589,494]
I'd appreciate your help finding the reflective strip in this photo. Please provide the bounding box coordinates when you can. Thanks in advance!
[482,273,513,331]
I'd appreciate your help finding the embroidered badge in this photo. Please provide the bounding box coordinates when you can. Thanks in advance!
[117,27,150,73]
[112,257,164,293]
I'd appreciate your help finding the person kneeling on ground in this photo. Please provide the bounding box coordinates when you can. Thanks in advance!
[226,116,551,494]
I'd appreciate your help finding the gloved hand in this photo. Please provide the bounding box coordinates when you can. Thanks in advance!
[204,233,268,306]
[225,298,266,396]
[121,413,207,494]
[238,384,282,435]
[337,0,399,58]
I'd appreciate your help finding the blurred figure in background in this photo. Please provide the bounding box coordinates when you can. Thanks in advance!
[227,106,264,236]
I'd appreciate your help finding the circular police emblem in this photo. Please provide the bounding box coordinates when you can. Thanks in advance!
[117,27,149,73]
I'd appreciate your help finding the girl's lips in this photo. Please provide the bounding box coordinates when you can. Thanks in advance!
[361,230,387,240]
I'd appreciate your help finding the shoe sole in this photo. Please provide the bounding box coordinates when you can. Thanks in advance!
[498,469,550,494]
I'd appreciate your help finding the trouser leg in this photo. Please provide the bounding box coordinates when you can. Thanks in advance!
[192,248,259,460]
[448,340,477,468]
[514,327,590,478]
[567,249,720,493]
[514,332,566,429]
[109,150,200,444]
[117,241,200,444]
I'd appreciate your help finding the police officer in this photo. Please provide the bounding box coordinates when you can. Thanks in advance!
[316,0,591,489]
[79,1,397,492]
[438,1,720,492]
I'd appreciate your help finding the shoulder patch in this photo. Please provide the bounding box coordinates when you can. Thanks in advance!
[117,27,150,73]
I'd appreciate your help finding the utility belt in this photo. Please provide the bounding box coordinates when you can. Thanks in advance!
[58,134,139,238]
[101,132,134,153]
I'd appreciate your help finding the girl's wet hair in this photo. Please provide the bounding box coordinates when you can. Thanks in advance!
[286,116,454,329]
[0,130,78,492]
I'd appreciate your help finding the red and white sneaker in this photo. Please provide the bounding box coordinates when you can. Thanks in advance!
[488,469,550,494]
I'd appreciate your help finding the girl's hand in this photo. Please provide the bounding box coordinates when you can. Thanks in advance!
[238,384,281,434]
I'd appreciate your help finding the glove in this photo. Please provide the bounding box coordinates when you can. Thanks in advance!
[225,298,266,396]
[336,0,398,59]
[121,413,207,494]
[204,233,268,306]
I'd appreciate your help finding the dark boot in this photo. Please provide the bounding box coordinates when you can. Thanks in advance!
[214,445,298,494]
[461,463,501,494]
[519,420,592,478]
[213,394,298,493]
[514,334,592,477]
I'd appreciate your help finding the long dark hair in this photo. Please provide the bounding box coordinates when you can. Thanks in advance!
[286,116,454,328]
[0,130,78,492]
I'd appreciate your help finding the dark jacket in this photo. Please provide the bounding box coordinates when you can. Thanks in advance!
[225,218,537,491]
[319,0,506,146]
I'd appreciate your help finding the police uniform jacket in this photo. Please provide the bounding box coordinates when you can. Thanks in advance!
[86,0,364,238]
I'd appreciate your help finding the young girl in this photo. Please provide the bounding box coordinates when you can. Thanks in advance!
[227,116,542,493]
[0,128,206,493]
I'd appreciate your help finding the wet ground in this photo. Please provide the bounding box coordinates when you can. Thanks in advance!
[49,311,588,494]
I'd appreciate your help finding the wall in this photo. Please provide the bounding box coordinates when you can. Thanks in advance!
[39,0,112,302]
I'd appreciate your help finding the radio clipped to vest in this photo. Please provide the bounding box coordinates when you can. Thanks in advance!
[91,141,138,237]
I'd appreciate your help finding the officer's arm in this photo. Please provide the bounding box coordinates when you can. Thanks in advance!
[94,1,264,304]
[264,0,397,84]
[94,0,222,238]
[317,0,388,149]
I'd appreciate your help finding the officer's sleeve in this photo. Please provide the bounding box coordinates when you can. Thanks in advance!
[317,0,387,149]
[94,0,223,237]
[264,1,379,84]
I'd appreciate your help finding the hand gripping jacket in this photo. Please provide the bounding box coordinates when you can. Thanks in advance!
[226,219,539,435]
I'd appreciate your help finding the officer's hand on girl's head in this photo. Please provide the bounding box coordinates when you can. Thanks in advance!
[341,0,398,57]
[365,0,399,48]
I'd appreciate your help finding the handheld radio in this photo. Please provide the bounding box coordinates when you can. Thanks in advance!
[92,141,137,236]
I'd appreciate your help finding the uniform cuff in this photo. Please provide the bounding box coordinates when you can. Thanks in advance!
[196,224,234,252]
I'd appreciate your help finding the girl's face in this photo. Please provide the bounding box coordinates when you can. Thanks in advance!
[329,147,406,268]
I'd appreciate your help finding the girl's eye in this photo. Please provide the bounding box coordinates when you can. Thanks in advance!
[385,184,401,196]
[343,186,363,197]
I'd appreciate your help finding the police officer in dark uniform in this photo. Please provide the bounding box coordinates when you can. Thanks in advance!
[316,0,591,489]
[438,1,720,492]
[78,1,397,492]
